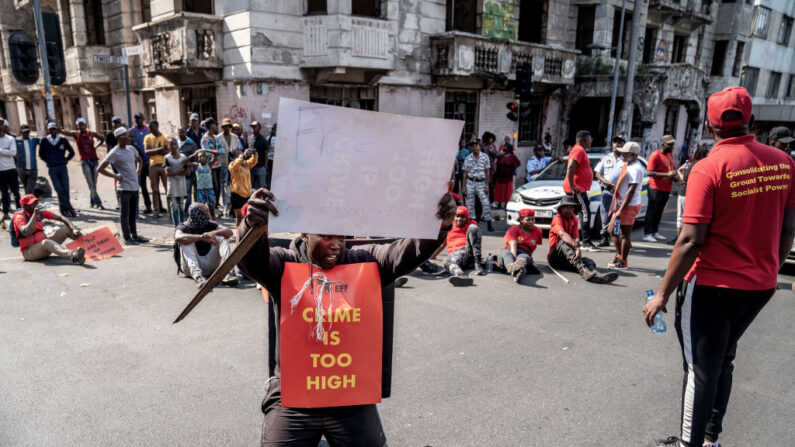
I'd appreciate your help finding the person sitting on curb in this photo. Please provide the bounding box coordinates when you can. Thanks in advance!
[443,205,485,286]
[489,208,542,283]
[12,194,85,264]
[175,203,238,289]
[547,196,618,284]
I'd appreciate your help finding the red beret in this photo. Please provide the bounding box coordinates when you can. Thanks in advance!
[518,208,535,218]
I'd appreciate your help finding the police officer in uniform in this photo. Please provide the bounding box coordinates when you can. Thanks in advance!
[645,86,795,447]
[594,135,625,246]
[461,139,495,232]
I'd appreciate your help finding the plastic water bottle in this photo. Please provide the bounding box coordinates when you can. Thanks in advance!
[645,290,667,334]
[613,218,621,236]
[485,252,494,273]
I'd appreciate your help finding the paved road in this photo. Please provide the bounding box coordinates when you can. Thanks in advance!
[1,162,793,446]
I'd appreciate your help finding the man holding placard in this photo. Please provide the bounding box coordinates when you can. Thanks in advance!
[237,188,455,445]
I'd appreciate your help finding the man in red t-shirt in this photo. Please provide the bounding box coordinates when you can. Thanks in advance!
[12,194,85,263]
[563,130,597,251]
[547,196,617,284]
[62,117,106,209]
[644,86,795,447]
[442,205,483,286]
[644,134,678,242]
[491,208,542,283]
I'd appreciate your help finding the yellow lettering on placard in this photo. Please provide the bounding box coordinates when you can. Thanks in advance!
[302,308,362,323]
[306,375,357,390]
[322,331,341,346]
[309,352,353,368]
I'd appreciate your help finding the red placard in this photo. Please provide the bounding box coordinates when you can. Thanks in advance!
[65,227,123,261]
[280,262,382,408]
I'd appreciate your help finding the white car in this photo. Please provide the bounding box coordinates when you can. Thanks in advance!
[506,153,650,236]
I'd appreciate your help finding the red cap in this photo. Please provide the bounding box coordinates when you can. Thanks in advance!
[20,194,38,206]
[455,206,469,218]
[707,86,752,128]
[518,208,535,218]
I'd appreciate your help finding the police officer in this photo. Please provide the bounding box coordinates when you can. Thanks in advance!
[645,86,795,447]
[594,135,625,246]
[461,139,495,232]
[768,125,794,155]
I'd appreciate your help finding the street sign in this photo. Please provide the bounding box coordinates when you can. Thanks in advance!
[92,54,127,65]
[123,45,143,56]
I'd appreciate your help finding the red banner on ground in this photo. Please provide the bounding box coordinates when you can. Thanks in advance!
[280,262,382,408]
[66,227,123,261]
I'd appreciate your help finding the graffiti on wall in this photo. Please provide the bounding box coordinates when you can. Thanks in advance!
[482,1,517,40]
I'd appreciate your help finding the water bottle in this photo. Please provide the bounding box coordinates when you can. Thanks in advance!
[645,290,667,334]
[485,252,494,273]
[613,218,621,236]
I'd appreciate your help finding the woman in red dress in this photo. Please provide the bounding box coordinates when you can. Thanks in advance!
[493,143,520,209]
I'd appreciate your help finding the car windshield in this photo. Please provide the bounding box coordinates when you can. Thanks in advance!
[536,158,600,181]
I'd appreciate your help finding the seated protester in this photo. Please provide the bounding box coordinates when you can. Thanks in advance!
[491,208,542,283]
[420,181,463,276]
[236,189,455,446]
[444,205,485,287]
[547,196,618,284]
[175,203,238,288]
[12,194,85,264]
[228,147,258,227]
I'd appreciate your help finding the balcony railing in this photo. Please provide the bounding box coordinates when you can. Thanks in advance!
[133,12,223,75]
[302,15,394,70]
[650,0,713,24]
[430,31,578,86]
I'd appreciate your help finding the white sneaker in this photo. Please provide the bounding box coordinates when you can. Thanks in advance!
[643,234,657,243]
[653,232,666,240]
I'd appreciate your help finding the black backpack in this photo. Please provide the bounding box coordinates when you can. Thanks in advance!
[8,211,28,247]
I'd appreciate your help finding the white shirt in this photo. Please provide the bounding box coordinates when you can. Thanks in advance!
[595,152,624,186]
[616,160,644,207]
[0,135,16,171]
[526,155,551,181]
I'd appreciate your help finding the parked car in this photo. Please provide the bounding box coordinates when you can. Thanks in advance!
[506,153,650,236]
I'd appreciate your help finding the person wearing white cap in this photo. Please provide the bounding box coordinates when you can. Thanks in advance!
[607,141,645,269]
[62,117,105,209]
[98,127,148,245]
[0,119,20,223]
[39,122,77,216]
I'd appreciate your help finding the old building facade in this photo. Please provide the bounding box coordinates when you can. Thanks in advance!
[0,0,793,163]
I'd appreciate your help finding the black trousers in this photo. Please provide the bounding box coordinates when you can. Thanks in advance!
[570,191,592,243]
[644,188,669,235]
[0,168,20,214]
[138,165,152,210]
[211,166,223,209]
[674,280,773,446]
[548,241,595,272]
[119,190,139,241]
[260,379,386,447]
[18,168,38,194]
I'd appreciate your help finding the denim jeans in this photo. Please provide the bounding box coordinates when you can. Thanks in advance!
[169,196,186,227]
[81,159,102,207]
[251,166,267,190]
[184,174,195,215]
[48,165,75,214]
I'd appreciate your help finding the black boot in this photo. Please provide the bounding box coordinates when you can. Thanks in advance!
[487,220,495,232]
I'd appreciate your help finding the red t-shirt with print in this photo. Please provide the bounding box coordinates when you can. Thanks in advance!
[446,220,477,253]
[683,135,795,289]
[504,224,543,256]
[547,213,578,261]
[562,144,593,194]
[647,150,675,192]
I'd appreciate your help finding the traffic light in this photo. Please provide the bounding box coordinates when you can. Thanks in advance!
[43,12,66,85]
[9,31,39,85]
[506,101,518,121]
[514,62,533,101]
[519,101,532,121]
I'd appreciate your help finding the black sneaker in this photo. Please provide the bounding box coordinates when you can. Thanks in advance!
[222,276,239,287]
[648,436,681,447]
[124,238,138,246]
[143,208,153,214]
[474,262,485,276]
[526,263,541,275]
[132,236,149,243]
[419,261,445,276]
[394,277,408,288]
[598,237,611,247]
[587,271,619,284]
[487,221,495,232]
[449,275,473,287]
[72,247,86,264]
[513,267,526,283]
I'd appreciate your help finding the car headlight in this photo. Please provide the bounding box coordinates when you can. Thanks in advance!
[510,192,521,203]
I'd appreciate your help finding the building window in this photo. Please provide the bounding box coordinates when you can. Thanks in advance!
[741,66,759,96]
[183,0,212,14]
[518,96,542,145]
[518,0,544,44]
[446,0,476,33]
[642,27,657,63]
[778,16,793,46]
[631,106,643,139]
[59,0,73,47]
[84,0,105,45]
[710,40,728,76]
[94,95,112,133]
[256,82,267,95]
[140,0,151,24]
[444,91,477,139]
[611,7,631,59]
[785,75,795,98]
[310,86,377,110]
[25,101,37,129]
[732,41,745,77]
[767,71,782,98]
[664,104,678,136]
[753,6,771,39]
[142,91,157,121]
[352,0,381,18]
[238,83,248,97]
[575,6,595,54]
[307,0,326,15]
[70,96,81,122]
[671,35,687,63]
[182,86,217,122]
